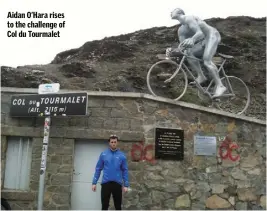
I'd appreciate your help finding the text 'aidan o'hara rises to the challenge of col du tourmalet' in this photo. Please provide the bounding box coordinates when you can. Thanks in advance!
[7,11,65,38]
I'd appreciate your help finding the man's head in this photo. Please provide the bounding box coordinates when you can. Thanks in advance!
[171,8,185,20]
[109,134,118,150]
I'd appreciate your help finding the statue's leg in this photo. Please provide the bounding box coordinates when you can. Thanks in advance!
[202,32,226,97]
[187,43,207,85]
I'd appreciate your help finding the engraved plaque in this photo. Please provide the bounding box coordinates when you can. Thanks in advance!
[155,127,184,160]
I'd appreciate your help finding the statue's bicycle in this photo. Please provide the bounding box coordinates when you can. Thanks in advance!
[146,43,250,115]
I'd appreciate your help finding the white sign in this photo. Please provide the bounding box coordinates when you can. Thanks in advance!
[194,135,217,156]
[38,83,60,94]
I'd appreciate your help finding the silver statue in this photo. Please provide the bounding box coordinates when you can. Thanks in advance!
[166,8,227,98]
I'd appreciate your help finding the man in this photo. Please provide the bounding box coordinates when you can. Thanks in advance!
[92,135,129,210]
[166,8,227,98]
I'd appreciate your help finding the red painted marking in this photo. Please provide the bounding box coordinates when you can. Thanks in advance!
[219,136,240,161]
[131,141,156,164]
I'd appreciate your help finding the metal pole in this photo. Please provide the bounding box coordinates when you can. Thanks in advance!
[37,113,51,210]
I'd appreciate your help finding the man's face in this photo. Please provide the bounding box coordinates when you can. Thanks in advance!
[109,138,118,150]
[171,9,182,20]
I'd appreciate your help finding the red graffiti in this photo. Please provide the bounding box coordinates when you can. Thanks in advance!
[219,136,240,161]
[131,141,156,164]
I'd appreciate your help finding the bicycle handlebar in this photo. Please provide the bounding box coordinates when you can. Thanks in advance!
[177,42,202,61]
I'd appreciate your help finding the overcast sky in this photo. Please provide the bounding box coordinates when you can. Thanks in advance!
[0,0,266,67]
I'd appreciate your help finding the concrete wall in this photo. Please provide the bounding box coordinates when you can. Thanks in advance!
[1,87,266,210]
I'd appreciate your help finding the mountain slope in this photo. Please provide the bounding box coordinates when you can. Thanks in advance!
[1,16,266,119]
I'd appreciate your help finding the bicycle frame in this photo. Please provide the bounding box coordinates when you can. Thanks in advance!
[170,53,236,100]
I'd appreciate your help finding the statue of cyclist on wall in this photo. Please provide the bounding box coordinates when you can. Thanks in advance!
[166,8,227,98]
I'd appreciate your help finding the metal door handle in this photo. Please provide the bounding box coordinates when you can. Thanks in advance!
[73,170,81,175]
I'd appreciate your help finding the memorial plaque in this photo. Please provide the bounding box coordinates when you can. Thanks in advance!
[194,135,217,156]
[155,127,184,160]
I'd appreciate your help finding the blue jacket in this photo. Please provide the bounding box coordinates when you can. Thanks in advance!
[92,148,129,187]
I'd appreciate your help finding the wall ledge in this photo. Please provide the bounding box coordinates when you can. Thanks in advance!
[1,86,265,126]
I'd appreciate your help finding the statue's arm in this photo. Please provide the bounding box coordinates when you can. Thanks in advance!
[178,26,187,43]
[186,16,204,43]
[167,27,187,56]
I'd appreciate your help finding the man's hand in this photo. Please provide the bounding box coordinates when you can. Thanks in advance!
[92,184,96,192]
[122,187,128,193]
[165,47,173,58]
[181,38,194,48]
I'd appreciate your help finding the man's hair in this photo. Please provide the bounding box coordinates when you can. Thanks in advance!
[173,8,185,15]
[109,134,119,142]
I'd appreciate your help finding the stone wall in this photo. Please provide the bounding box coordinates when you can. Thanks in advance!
[1,88,266,210]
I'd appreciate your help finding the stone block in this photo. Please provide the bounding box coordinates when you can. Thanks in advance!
[210,184,227,194]
[164,199,175,209]
[87,99,105,107]
[150,190,171,203]
[8,201,33,210]
[175,194,191,208]
[46,185,70,193]
[49,146,73,155]
[50,155,62,164]
[50,174,71,185]
[1,94,11,104]
[130,119,143,131]
[240,155,261,170]
[103,119,117,129]
[110,108,128,118]
[62,156,73,165]
[51,117,69,127]
[57,205,70,210]
[1,103,10,114]
[58,164,73,173]
[88,117,104,128]
[49,127,66,137]
[30,181,39,191]
[104,99,118,108]
[237,188,257,201]
[69,117,89,127]
[116,118,130,130]
[1,191,36,201]
[51,193,70,205]
[90,108,111,117]
[230,168,247,180]
[235,202,248,210]
[46,163,60,174]
[1,114,6,124]
[205,194,232,209]
[1,136,7,156]
[260,195,266,209]
[4,116,20,126]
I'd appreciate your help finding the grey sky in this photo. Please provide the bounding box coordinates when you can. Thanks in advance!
[0,0,266,67]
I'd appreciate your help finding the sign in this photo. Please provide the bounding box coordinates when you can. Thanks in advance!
[10,92,88,117]
[38,83,60,94]
[194,135,217,156]
[155,127,184,160]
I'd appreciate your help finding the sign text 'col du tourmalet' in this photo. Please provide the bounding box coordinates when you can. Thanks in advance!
[10,92,88,117]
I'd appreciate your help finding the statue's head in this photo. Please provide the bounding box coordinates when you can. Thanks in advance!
[171,8,185,19]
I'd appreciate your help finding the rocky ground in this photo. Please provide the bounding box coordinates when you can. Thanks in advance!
[1,16,266,119]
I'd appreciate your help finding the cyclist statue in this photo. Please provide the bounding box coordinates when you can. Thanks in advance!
[166,8,227,98]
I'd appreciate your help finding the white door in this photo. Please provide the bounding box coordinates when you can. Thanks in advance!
[71,139,108,210]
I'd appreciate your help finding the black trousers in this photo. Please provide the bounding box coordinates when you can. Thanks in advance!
[101,181,122,210]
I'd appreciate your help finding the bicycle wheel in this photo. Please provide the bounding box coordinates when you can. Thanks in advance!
[205,76,250,115]
[147,59,188,101]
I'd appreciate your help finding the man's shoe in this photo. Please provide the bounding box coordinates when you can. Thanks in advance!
[189,76,207,86]
[212,85,227,98]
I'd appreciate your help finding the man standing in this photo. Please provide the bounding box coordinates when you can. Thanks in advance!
[92,135,129,210]
[166,8,227,98]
